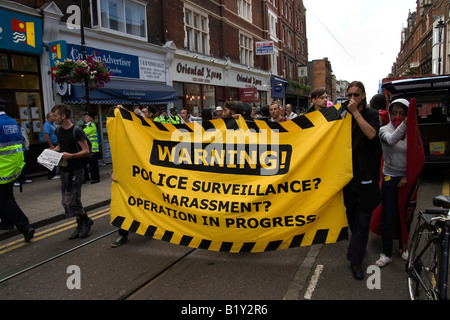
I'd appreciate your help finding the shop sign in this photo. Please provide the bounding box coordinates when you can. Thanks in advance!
[174,60,224,86]
[67,44,166,82]
[0,9,43,54]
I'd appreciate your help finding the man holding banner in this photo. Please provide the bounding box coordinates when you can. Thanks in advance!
[343,81,382,280]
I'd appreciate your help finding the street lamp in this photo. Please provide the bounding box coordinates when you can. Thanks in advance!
[79,0,91,113]
[435,20,445,75]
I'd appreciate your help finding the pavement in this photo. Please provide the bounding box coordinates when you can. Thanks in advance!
[0,163,113,241]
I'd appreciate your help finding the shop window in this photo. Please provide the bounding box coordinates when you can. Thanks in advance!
[0,53,8,70]
[11,55,38,72]
[0,73,40,90]
[15,92,43,145]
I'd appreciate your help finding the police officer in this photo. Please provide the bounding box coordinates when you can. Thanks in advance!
[154,106,180,124]
[83,111,100,184]
[0,98,34,242]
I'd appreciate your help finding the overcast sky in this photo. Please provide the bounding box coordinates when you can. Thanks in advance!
[304,0,418,99]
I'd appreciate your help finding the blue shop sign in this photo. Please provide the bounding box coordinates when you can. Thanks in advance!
[271,76,287,98]
[0,9,43,54]
[67,43,139,79]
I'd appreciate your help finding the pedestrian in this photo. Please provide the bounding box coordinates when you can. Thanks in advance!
[0,98,34,241]
[269,102,286,122]
[43,111,59,179]
[307,88,328,113]
[376,98,409,267]
[83,111,100,184]
[51,104,93,239]
[342,81,382,280]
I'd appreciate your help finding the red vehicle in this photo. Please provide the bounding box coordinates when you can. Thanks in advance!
[382,75,450,165]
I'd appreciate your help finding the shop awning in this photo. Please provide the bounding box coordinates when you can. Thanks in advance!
[62,80,178,105]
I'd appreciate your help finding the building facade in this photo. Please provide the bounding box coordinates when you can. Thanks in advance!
[391,0,449,77]
[0,0,309,171]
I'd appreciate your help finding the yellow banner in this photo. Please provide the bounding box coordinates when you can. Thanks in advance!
[107,106,352,253]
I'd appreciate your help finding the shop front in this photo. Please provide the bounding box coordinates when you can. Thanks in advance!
[0,6,44,172]
[169,50,270,117]
[46,37,175,164]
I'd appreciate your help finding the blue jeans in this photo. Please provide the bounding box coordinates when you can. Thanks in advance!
[381,175,403,257]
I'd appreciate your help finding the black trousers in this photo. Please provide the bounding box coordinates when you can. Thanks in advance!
[344,179,380,265]
[83,153,100,182]
[0,181,31,233]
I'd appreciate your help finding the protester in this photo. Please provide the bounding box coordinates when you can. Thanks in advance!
[308,87,328,113]
[180,107,191,124]
[141,106,156,120]
[43,111,59,179]
[370,93,389,126]
[223,101,236,119]
[376,99,409,267]
[51,104,93,239]
[110,172,129,247]
[285,104,297,119]
[269,102,286,122]
[201,108,213,121]
[342,81,382,280]
[214,106,224,119]
[83,111,100,184]
[0,99,34,241]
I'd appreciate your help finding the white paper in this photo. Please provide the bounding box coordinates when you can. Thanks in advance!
[37,149,63,171]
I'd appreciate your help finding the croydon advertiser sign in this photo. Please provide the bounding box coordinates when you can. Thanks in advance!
[107,106,352,253]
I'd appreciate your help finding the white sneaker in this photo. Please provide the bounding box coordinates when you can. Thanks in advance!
[400,250,409,261]
[375,253,392,267]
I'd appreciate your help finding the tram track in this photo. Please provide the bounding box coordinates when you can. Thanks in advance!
[0,208,114,284]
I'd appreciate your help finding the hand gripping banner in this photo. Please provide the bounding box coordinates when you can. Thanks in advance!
[107,106,353,253]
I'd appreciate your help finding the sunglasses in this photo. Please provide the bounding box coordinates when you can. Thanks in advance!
[347,93,361,98]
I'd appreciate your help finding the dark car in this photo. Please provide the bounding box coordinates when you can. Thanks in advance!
[382,75,450,164]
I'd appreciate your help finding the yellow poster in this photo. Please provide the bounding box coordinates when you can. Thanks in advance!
[107,106,352,253]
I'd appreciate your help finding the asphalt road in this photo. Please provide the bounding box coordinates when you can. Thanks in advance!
[0,164,447,305]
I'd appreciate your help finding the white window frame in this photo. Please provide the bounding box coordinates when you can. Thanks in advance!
[237,0,252,22]
[239,32,253,67]
[184,5,210,55]
[92,0,148,40]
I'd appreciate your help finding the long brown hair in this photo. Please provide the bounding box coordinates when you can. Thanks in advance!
[347,81,367,108]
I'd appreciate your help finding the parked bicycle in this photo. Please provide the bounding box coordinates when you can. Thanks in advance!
[407,195,450,300]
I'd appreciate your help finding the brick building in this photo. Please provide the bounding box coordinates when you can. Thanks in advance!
[391,0,449,77]
[0,0,309,170]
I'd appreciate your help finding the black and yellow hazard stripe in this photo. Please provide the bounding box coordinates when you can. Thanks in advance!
[112,215,348,253]
[107,105,344,134]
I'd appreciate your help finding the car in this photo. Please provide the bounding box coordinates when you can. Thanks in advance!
[382,75,450,165]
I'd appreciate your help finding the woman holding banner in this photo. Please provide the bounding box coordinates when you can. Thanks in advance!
[343,81,382,280]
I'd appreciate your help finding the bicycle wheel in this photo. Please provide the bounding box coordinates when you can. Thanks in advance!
[407,220,443,300]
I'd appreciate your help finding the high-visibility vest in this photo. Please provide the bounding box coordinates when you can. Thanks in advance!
[0,112,24,184]
[83,122,99,152]
[154,114,180,124]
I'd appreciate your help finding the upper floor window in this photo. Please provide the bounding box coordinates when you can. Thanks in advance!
[238,0,252,21]
[184,7,209,55]
[93,0,147,39]
[240,33,253,67]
